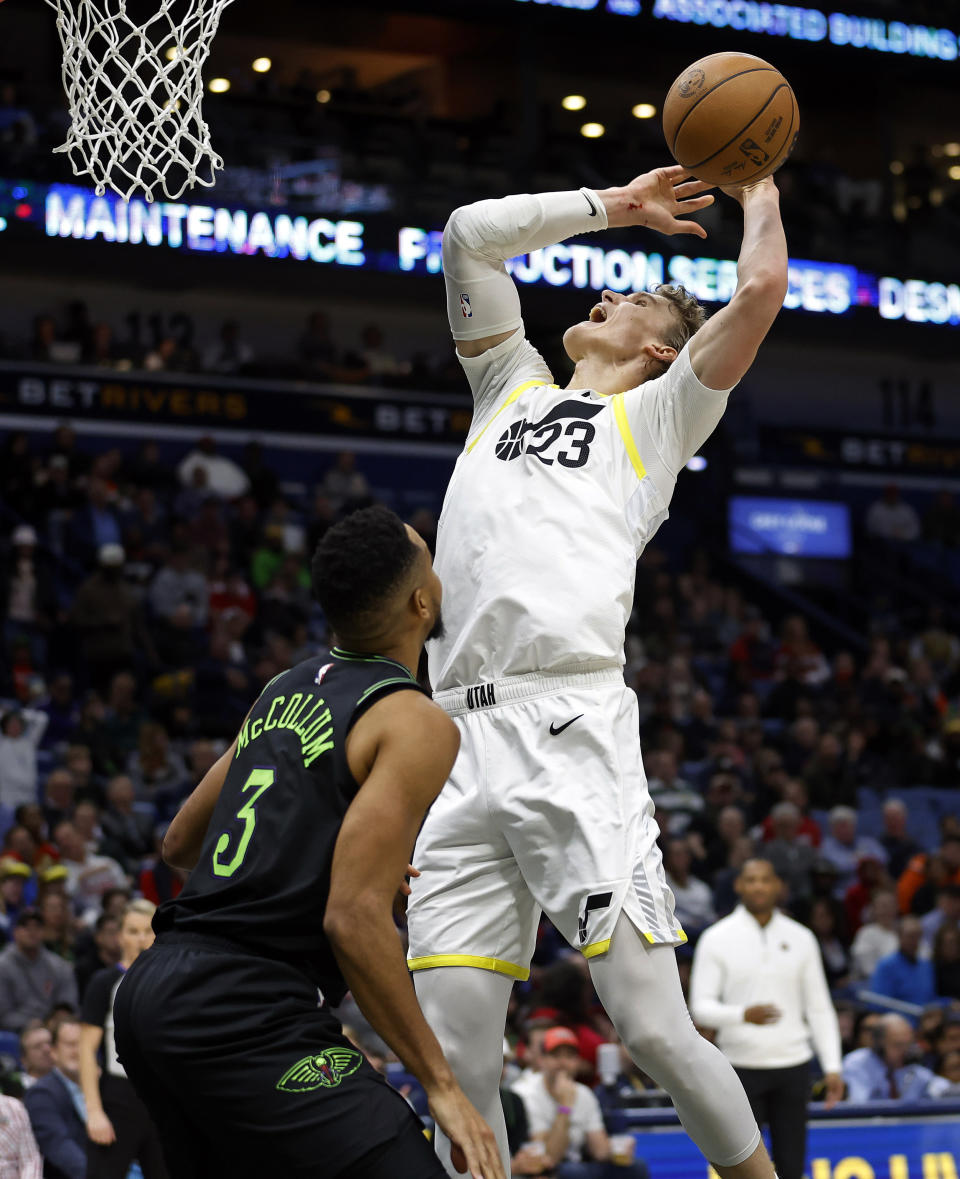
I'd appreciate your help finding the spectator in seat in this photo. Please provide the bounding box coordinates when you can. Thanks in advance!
[24,1018,87,1179]
[52,822,127,918]
[67,478,122,569]
[0,856,32,941]
[19,1021,54,1090]
[201,319,253,374]
[869,915,936,1006]
[820,807,887,899]
[0,706,49,812]
[865,484,920,543]
[849,889,899,980]
[296,310,338,378]
[177,436,250,500]
[36,673,80,751]
[662,837,715,942]
[39,892,77,963]
[99,776,153,872]
[69,546,148,691]
[727,606,777,687]
[320,451,370,516]
[516,1027,646,1179]
[2,523,57,668]
[921,884,960,950]
[927,1048,960,1098]
[932,921,960,1001]
[0,909,78,1031]
[74,913,121,1001]
[764,802,817,909]
[843,856,891,936]
[775,615,830,687]
[807,898,850,991]
[760,779,821,848]
[879,799,920,879]
[842,1013,934,1101]
[899,836,960,915]
[148,545,208,628]
[802,732,859,810]
[0,1090,43,1178]
[126,723,188,805]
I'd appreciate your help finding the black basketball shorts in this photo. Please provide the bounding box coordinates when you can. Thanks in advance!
[114,932,446,1179]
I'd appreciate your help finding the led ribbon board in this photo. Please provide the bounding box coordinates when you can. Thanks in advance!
[511,0,960,61]
[21,182,958,327]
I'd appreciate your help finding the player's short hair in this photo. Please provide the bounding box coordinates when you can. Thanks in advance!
[652,283,707,365]
[311,506,419,640]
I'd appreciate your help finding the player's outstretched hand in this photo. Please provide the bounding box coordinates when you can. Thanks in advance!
[602,165,714,237]
[429,1083,506,1179]
[87,1110,117,1145]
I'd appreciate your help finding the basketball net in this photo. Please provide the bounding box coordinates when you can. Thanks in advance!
[45,0,235,202]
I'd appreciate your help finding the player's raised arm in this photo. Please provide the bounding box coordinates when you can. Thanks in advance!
[324,690,505,1179]
[683,176,788,389]
[443,189,606,358]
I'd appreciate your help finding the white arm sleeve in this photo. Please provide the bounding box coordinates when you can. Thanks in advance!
[442,188,607,412]
[800,932,843,1074]
[689,931,747,1029]
[623,343,736,504]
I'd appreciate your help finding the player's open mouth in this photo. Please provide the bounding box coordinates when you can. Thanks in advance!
[589,304,607,322]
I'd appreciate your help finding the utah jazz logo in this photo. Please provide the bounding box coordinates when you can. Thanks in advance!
[277,1048,362,1093]
[578,891,613,945]
[496,400,604,468]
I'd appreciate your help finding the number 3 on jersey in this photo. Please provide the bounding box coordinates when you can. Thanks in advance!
[212,766,275,878]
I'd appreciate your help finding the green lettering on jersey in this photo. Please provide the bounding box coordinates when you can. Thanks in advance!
[233,691,337,768]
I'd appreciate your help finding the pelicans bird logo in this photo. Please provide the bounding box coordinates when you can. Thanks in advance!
[276,1047,362,1092]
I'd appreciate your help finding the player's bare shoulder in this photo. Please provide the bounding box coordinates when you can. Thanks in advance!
[346,687,459,789]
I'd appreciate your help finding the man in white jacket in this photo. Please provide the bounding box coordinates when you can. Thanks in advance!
[690,858,844,1179]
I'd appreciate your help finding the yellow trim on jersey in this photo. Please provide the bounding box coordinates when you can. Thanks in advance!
[407,954,530,980]
[581,938,612,959]
[465,379,558,454]
[612,392,646,481]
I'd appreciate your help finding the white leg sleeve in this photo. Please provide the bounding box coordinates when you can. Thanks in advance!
[413,967,515,1177]
[589,915,762,1168]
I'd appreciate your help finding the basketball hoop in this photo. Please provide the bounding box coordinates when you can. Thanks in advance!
[45,0,235,202]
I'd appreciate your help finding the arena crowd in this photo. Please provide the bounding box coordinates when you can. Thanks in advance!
[0,424,958,1176]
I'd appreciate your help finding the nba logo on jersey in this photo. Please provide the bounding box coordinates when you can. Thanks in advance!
[315,663,333,685]
[459,292,472,318]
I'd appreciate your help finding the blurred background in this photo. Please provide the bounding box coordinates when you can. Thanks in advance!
[0,0,959,1173]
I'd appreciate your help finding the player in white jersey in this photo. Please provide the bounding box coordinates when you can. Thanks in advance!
[408,165,787,1179]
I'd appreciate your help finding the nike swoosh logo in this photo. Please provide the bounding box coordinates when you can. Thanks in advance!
[582,192,599,217]
[549,715,583,736]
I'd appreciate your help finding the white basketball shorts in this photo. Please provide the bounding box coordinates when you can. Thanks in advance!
[406,665,686,981]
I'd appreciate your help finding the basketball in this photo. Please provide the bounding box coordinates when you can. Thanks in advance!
[663,51,799,188]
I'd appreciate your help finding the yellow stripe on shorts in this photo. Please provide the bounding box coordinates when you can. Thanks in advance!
[407,954,530,981]
[612,392,646,481]
[581,939,612,959]
[466,379,557,454]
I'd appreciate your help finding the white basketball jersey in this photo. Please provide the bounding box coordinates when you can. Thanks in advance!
[428,330,734,692]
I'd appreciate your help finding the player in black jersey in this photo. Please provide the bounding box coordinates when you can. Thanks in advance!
[114,507,505,1179]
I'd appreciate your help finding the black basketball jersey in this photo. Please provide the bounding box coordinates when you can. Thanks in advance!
[154,647,425,1002]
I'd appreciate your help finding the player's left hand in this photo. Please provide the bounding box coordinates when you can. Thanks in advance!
[822,1071,845,1109]
[602,165,715,237]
